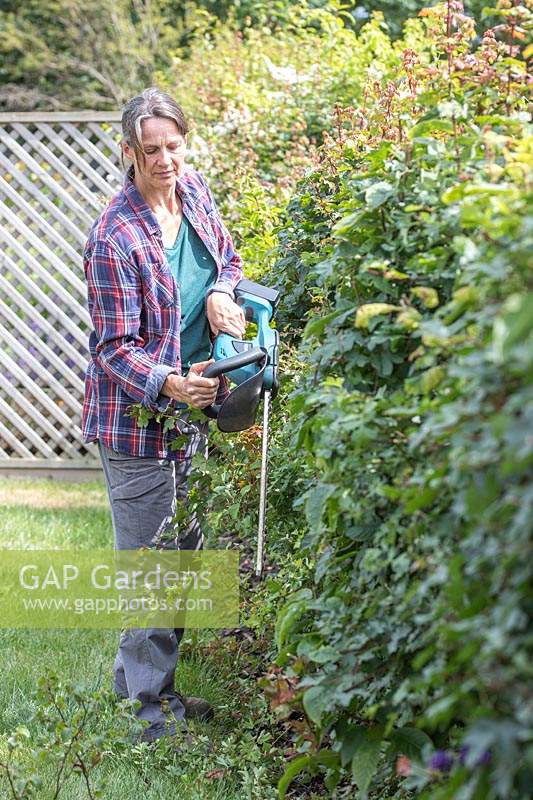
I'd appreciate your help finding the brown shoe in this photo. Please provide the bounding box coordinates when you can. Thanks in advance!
[179,695,214,721]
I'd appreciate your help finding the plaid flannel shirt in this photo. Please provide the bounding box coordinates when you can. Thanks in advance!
[82,166,243,459]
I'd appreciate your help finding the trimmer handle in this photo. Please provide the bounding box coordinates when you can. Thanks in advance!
[203,347,267,420]
[203,347,266,379]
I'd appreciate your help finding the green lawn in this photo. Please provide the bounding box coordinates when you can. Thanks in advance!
[0,477,281,800]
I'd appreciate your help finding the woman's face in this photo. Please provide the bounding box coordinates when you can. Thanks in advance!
[122,116,187,189]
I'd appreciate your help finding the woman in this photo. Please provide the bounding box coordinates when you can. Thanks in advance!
[82,87,245,743]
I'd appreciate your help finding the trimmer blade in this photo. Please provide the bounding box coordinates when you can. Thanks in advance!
[255,390,271,578]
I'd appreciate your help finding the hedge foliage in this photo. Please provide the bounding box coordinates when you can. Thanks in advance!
[247,2,532,797]
[0,0,499,112]
[0,0,409,110]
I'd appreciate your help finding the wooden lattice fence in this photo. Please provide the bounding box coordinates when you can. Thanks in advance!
[0,112,123,478]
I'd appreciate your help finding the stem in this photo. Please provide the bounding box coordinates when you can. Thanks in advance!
[380,207,387,234]
[78,760,96,800]
[452,113,461,175]
[505,3,518,115]
[50,692,74,799]
[446,0,453,98]
[0,759,19,800]
[50,690,91,799]
[53,747,71,800]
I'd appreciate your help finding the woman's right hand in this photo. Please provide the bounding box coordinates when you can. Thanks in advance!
[161,360,219,408]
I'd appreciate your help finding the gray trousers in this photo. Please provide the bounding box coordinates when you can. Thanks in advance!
[98,421,208,741]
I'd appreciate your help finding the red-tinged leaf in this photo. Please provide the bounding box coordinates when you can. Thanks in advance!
[205,769,227,780]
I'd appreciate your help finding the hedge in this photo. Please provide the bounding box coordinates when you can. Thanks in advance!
[256,2,533,797]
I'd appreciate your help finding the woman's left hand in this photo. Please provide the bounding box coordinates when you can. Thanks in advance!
[207,291,246,338]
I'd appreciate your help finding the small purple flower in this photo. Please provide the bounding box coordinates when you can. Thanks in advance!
[476,750,491,767]
[429,749,454,772]
[459,744,491,767]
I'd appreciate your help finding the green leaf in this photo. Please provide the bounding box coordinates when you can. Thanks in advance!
[337,723,367,767]
[365,181,395,211]
[409,118,454,139]
[303,685,330,724]
[499,293,533,353]
[420,366,445,393]
[396,308,422,331]
[412,286,439,308]
[169,434,188,451]
[303,306,356,340]
[389,727,432,759]
[278,754,311,800]
[351,727,383,798]
[334,210,363,235]
[296,634,323,657]
[324,769,341,792]
[277,751,340,799]
[275,589,313,647]
[355,303,398,329]
[303,308,344,340]
[304,482,336,529]
[307,645,340,664]
[404,487,438,513]
[425,693,461,726]
[315,749,340,768]
[163,415,177,433]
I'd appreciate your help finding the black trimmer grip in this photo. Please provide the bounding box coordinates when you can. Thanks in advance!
[202,347,267,422]
[203,347,266,379]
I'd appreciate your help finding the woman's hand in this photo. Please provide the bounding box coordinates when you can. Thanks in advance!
[161,360,219,408]
[206,291,246,338]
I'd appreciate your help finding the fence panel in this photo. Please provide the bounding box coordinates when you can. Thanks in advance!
[0,112,123,476]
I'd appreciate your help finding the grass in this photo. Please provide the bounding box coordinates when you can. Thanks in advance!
[0,477,283,800]
[0,479,111,549]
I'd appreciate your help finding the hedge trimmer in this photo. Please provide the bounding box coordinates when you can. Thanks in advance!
[203,279,279,577]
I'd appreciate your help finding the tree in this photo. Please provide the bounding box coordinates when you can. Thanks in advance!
[0,0,187,110]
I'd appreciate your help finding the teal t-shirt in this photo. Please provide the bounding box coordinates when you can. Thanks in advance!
[164,216,217,374]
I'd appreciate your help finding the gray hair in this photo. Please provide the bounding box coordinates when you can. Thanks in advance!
[121,87,189,170]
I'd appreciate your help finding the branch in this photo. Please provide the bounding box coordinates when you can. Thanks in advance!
[0,758,19,800]
[63,57,123,104]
